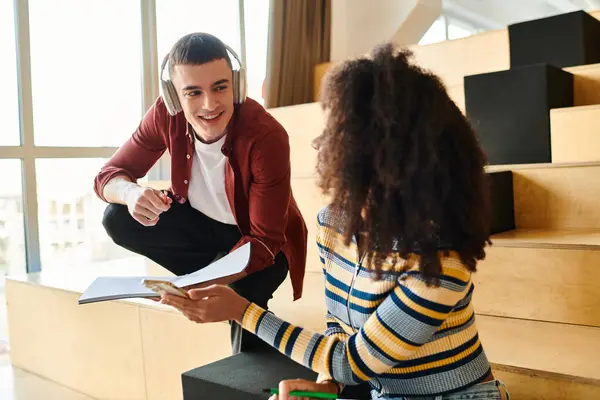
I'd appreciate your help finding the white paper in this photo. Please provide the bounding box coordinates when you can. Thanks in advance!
[78,243,251,305]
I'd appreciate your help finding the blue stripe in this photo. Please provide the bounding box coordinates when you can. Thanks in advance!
[361,328,396,364]
[326,273,388,302]
[349,302,378,314]
[381,342,484,379]
[375,310,421,348]
[273,322,291,350]
[394,333,479,367]
[308,335,325,367]
[318,244,357,270]
[325,288,347,306]
[349,287,389,302]
[440,273,469,288]
[327,340,337,380]
[285,327,302,357]
[391,289,444,326]
[326,273,351,292]
[405,270,468,289]
[434,313,474,336]
[399,284,453,313]
[254,311,268,334]
[347,334,376,382]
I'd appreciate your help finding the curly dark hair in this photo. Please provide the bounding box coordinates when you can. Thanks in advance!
[315,43,491,284]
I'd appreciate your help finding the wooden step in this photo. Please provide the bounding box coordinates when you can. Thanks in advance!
[478,315,600,396]
[567,63,600,106]
[493,163,600,230]
[491,228,600,250]
[5,262,233,400]
[494,367,600,400]
[551,104,600,163]
[473,239,600,327]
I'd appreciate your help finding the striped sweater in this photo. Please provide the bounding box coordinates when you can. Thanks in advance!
[242,207,492,399]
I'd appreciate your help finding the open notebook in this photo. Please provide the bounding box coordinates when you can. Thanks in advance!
[78,243,251,305]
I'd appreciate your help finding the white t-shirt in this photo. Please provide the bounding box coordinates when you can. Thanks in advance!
[187,134,237,225]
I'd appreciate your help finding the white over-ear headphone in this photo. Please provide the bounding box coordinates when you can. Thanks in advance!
[159,42,247,116]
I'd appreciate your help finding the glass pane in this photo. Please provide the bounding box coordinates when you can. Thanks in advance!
[156,0,241,70]
[419,17,446,45]
[28,0,142,147]
[244,0,270,104]
[0,0,20,146]
[35,159,147,270]
[448,23,474,40]
[0,160,25,346]
[0,160,26,277]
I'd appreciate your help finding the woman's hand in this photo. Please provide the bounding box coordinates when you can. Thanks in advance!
[160,285,250,323]
[268,379,339,400]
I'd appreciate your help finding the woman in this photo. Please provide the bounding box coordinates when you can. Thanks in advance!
[161,43,510,400]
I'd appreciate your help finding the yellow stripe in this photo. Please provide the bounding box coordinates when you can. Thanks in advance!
[278,324,296,352]
[361,313,416,359]
[241,303,265,334]
[406,321,479,359]
[390,337,482,374]
[310,335,330,371]
[441,305,474,330]
[327,265,355,286]
[347,345,371,382]
[405,278,469,306]
[440,256,471,283]
[352,276,396,294]
[395,285,451,321]
[325,280,351,299]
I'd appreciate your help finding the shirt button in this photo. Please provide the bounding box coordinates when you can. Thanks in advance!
[186,154,190,159]
[184,180,188,184]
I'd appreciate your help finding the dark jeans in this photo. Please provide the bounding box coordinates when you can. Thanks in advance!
[102,199,288,354]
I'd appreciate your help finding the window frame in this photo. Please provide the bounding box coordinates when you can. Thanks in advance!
[0,0,249,272]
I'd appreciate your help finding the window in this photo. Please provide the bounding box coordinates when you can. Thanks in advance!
[28,0,143,147]
[35,159,140,270]
[0,0,20,146]
[243,0,270,104]
[156,0,242,66]
[448,22,475,40]
[419,16,446,45]
[0,160,26,277]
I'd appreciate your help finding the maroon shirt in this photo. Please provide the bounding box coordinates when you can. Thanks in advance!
[94,97,307,300]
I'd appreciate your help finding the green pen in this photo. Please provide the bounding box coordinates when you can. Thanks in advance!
[262,388,339,399]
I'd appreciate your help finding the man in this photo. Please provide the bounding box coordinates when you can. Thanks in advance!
[94,32,307,354]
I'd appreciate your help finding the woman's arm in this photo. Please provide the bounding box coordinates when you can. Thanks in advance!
[241,259,472,385]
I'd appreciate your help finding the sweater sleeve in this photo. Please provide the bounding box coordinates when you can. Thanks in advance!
[241,258,472,385]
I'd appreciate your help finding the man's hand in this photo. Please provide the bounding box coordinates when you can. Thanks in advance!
[268,379,339,400]
[124,185,171,226]
[161,285,250,323]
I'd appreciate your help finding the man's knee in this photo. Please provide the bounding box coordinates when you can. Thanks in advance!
[102,203,132,245]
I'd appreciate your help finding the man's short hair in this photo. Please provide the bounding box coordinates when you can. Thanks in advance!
[167,32,232,75]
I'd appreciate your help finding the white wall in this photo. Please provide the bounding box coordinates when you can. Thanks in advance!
[330,0,441,61]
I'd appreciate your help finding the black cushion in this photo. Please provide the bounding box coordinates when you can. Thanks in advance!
[509,10,600,69]
[182,348,372,399]
[465,63,573,165]
[487,171,515,235]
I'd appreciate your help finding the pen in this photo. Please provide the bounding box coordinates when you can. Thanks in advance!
[262,388,338,399]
